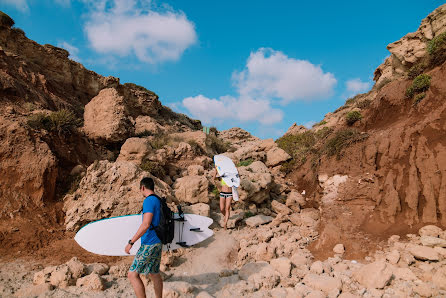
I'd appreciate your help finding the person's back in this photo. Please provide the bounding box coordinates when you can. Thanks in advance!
[141,195,161,245]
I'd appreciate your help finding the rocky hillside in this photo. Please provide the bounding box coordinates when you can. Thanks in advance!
[277,4,446,257]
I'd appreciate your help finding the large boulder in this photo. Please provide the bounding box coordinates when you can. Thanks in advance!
[117,137,151,164]
[173,175,209,204]
[83,88,134,142]
[238,161,274,204]
[134,115,164,135]
[245,215,273,227]
[407,244,440,261]
[419,225,443,238]
[64,160,173,231]
[266,147,291,167]
[352,261,393,289]
[182,203,210,217]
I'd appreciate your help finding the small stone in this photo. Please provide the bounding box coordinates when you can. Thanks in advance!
[245,214,273,227]
[66,257,85,279]
[302,274,342,294]
[270,257,292,278]
[333,244,345,255]
[76,273,105,291]
[85,263,109,275]
[352,261,393,289]
[386,250,400,264]
[420,235,446,247]
[310,261,324,274]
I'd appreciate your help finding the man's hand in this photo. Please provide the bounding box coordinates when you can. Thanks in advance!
[125,243,132,254]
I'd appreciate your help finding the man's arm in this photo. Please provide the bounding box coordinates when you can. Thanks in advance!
[125,212,153,254]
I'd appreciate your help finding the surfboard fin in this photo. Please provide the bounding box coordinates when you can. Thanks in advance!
[176,242,189,248]
[190,227,202,232]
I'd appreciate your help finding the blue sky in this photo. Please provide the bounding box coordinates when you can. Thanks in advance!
[1,0,444,138]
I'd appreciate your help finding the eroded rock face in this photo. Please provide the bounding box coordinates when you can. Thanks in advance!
[374,4,446,85]
[117,137,151,164]
[63,160,173,231]
[83,88,134,142]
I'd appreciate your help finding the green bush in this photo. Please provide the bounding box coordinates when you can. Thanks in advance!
[27,113,52,131]
[238,158,254,167]
[280,159,296,174]
[427,32,446,66]
[187,140,204,154]
[356,99,372,109]
[276,131,316,167]
[210,185,219,199]
[0,11,14,27]
[325,129,368,159]
[406,74,431,98]
[315,127,333,140]
[150,134,170,150]
[408,63,426,79]
[345,111,362,126]
[205,134,231,154]
[49,109,82,133]
[27,109,80,133]
[140,161,165,178]
[413,92,426,105]
[244,211,255,218]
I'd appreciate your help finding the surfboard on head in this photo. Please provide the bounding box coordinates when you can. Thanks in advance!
[74,213,213,256]
[214,155,240,188]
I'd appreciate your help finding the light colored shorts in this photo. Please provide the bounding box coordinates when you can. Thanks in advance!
[129,243,162,274]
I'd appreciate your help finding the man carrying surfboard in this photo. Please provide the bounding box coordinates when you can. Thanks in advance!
[125,177,163,298]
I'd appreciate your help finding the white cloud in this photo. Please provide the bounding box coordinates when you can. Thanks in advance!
[304,121,316,129]
[83,0,197,64]
[58,41,81,62]
[233,48,337,104]
[182,94,283,125]
[0,0,29,12]
[346,78,371,94]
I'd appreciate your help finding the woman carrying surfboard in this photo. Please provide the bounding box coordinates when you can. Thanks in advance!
[213,155,241,230]
[213,169,233,229]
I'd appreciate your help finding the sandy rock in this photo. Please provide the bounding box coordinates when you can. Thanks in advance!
[284,123,307,136]
[271,200,292,215]
[286,191,305,211]
[83,88,134,142]
[239,262,280,289]
[392,267,417,282]
[434,246,446,257]
[64,160,173,231]
[266,147,291,167]
[303,274,342,294]
[134,115,164,135]
[338,293,360,298]
[183,203,210,217]
[413,282,436,297]
[49,265,74,288]
[173,175,209,204]
[290,251,312,266]
[165,281,195,294]
[386,250,400,264]
[76,273,105,291]
[109,264,130,278]
[245,214,273,227]
[432,267,446,290]
[310,261,324,274]
[255,242,277,261]
[419,225,443,238]
[352,261,393,289]
[117,137,151,164]
[15,284,54,297]
[420,235,446,247]
[65,257,85,279]
[407,244,440,261]
[187,164,204,176]
[270,257,292,278]
[289,208,320,228]
[196,291,214,298]
[238,161,274,204]
[333,244,345,255]
[33,270,50,285]
[85,263,109,276]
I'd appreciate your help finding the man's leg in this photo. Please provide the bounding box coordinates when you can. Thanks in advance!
[128,271,146,298]
[224,196,232,229]
[149,273,163,298]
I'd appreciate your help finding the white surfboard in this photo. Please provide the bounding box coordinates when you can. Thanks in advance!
[214,155,240,188]
[74,214,213,256]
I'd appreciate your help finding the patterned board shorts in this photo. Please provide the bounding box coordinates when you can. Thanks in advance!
[129,243,162,274]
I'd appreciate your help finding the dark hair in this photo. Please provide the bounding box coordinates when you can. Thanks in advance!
[140,177,155,191]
